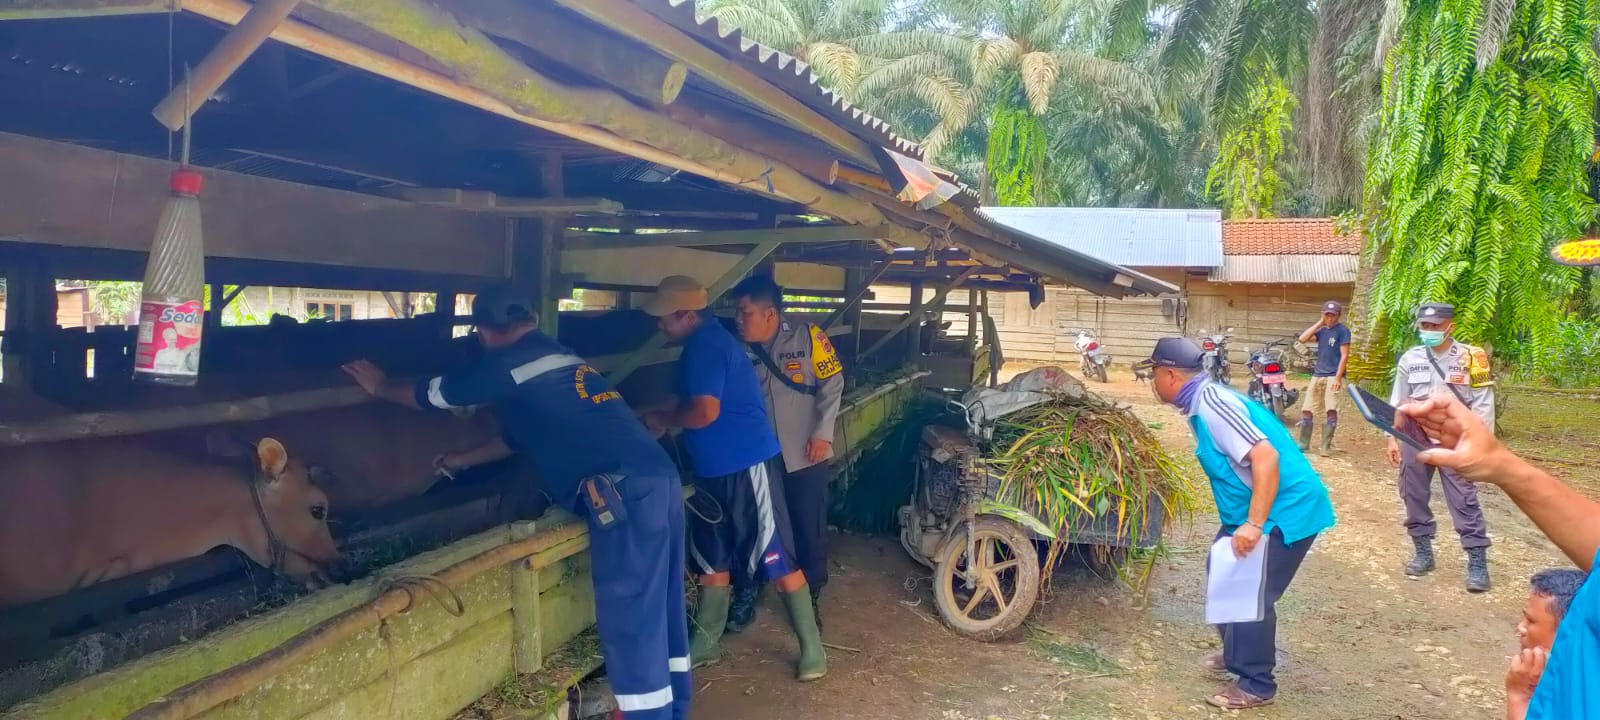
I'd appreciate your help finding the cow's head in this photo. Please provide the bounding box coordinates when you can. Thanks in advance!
[213,433,343,587]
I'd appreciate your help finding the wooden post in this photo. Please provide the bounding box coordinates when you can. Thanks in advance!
[538,153,565,338]
[966,289,978,342]
[905,279,923,363]
[509,520,542,674]
[981,290,999,387]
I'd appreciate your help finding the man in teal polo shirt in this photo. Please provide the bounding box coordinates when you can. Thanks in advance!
[1140,337,1337,711]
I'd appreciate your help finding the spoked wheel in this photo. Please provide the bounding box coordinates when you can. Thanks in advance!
[932,517,1041,641]
[1094,363,1109,383]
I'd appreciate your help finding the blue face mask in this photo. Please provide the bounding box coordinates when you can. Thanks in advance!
[1419,330,1447,347]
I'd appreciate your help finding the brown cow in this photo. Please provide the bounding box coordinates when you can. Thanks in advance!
[207,403,503,509]
[0,436,340,607]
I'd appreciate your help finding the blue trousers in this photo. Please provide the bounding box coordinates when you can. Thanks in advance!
[587,472,690,720]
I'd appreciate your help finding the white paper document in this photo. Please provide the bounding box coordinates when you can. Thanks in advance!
[1205,535,1268,625]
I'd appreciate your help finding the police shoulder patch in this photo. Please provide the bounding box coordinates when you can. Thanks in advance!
[1463,344,1494,387]
[809,325,842,379]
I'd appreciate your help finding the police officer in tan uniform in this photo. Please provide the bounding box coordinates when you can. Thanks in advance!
[724,275,845,632]
[1387,302,1496,592]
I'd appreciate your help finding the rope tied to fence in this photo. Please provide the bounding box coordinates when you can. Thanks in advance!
[377,574,466,617]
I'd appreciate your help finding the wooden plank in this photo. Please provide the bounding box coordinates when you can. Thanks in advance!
[564,225,870,251]
[448,0,688,106]
[0,132,507,278]
[0,0,167,19]
[0,386,372,446]
[551,0,879,166]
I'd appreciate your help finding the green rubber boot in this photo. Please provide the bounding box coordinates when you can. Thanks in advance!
[780,584,828,682]
[689,585,732,667]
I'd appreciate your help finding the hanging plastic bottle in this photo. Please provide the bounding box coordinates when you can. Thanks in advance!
[133,166,205,385]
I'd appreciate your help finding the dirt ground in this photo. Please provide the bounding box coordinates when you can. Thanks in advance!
[691,373,1593,720]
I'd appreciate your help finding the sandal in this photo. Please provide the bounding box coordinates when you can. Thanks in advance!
[1206,683,1274,710]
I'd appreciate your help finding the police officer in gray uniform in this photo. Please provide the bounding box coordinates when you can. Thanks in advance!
[724,275,845,631]
[1387,302,1496,592]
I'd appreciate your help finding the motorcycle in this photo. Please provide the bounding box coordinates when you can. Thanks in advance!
[1073,329,1111,383]
[1199,328,1234,386]
[1246,338,1300,418]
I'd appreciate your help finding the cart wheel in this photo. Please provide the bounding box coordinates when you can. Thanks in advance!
[932,517,1041,641]
[1086,545,1129,576]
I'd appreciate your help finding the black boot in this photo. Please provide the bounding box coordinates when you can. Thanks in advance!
[1296,416,1313,451]
[1466,547,1492,593]
[1320,421,1337,456]
[726,583,763,634]
[1405,535,1436,577]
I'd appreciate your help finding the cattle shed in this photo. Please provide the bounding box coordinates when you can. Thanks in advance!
[0,3,1164,719]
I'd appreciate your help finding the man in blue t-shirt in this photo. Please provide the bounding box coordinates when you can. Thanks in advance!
[1397,395,1598,720]
[1294,300,1352,454]
[1139,337,1336,711]
[344,286,690,720]
[641,275,826,682]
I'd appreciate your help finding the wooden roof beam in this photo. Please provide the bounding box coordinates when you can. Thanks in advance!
[446,0,688,107]
[183,0,929,249]
[0,0,167,20]
[564,224,868,250]
[382,187,624,215]
[550,0,879,167]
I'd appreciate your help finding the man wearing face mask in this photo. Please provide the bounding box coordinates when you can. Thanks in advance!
[1387,302,1496,592]
[1138,337,1335,711]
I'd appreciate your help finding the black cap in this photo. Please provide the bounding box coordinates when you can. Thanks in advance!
[1322,301,1343,315]
[1415,302,1455,323]
[1138,336,1206,371]
[470,285,536,328]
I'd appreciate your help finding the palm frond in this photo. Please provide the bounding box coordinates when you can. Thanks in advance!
[699,2,803,50]
[1476,0,1518,70]
[1019,51,1060,114]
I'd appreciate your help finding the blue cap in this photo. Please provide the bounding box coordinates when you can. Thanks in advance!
[1140,336,1205,371]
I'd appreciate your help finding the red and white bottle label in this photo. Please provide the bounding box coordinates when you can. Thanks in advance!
[134,299,204,377]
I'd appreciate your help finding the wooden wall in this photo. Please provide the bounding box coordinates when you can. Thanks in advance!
[872,272,1354,367]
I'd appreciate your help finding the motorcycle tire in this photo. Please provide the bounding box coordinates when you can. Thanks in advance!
[1094,363,1108,383]
[932,517,1041,642]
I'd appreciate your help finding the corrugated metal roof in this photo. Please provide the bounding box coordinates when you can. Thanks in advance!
[1211,255,1359,284]
[638,0,925,160]
[968,209,1179,297]
[980,207,1225,268]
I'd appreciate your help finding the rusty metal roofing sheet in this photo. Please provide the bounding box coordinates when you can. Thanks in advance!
[1210,255,1360,284]
[633,0,925,160]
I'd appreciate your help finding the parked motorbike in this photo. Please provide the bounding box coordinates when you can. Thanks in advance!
[1073,330,1111,383]
[1246,338,1300,418]
[1199,328,1234,385]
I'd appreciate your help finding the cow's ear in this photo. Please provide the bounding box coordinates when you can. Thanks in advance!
[256,438,290,479]
[205,430,250,459]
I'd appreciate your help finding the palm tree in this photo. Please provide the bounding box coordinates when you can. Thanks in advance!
[1363,0,1599,356]
[851,0,1159,206]
[695,0,901,98]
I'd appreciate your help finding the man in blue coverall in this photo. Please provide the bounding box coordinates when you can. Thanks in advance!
[640,274,827,682]
[342,286,690,720]
[1139,336,1336,711]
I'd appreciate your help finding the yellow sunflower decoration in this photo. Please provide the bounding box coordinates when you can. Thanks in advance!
[1551,238,1600,267]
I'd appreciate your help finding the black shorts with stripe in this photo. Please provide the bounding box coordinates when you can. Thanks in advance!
[687,455,799,583]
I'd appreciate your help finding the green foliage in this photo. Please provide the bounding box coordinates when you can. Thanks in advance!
[1510,318,1600,387]
[987,80,1048,206]
[85,281,142,324]
[1363,0,1600,354]
[1205,71,1297,217]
